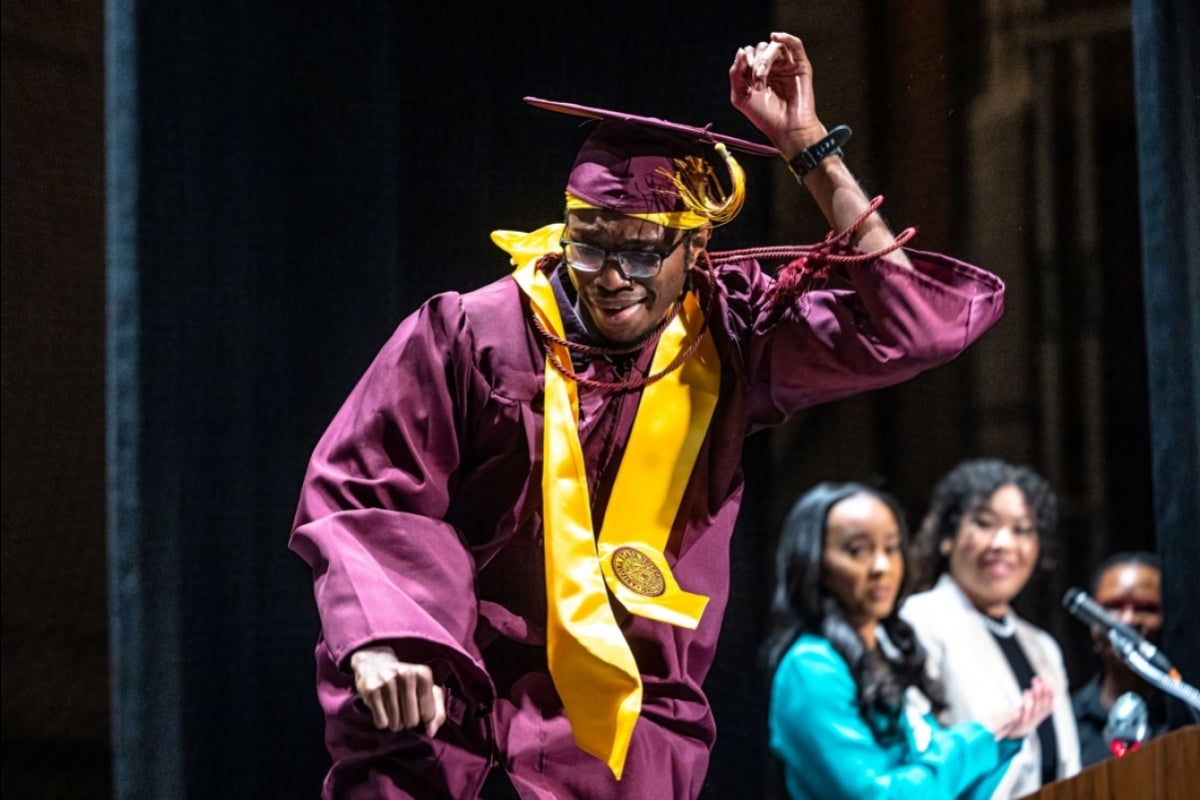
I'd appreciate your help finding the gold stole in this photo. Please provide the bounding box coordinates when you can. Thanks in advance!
[493,225,719,779]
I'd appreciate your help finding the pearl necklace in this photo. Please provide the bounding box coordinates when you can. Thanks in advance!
[981,611,1017,638]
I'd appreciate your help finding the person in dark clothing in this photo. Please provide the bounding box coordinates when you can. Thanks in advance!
[1070,551,1170,766]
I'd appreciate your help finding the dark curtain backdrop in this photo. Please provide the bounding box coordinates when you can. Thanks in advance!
[4,0,1197,798]
[1131,0,1200,727]
[2,2,110,797]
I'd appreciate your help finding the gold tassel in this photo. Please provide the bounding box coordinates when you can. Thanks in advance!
[660,142,746,227]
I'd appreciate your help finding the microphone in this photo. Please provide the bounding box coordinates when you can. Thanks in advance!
[1061,587,1176,676]
[1103,691,1148,758]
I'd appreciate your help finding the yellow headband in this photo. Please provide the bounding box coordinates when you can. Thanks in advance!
[565,142,746,231]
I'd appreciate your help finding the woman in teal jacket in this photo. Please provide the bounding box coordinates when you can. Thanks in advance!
[765,483,1055,799]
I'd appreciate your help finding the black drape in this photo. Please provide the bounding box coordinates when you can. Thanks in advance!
[1131,0,1200,727]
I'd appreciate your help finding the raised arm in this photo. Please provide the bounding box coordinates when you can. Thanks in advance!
[730,31,912,267]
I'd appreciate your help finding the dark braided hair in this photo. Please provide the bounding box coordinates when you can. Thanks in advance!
[764,482,946,743]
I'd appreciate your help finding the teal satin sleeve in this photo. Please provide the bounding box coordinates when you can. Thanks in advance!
[769,635,1021,799]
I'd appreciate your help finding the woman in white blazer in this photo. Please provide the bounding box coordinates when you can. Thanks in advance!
[900,459,1081,800]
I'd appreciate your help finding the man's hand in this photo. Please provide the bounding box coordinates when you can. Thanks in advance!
[349,644,446,737]
[729,32,826,157]
[730,31,913,265]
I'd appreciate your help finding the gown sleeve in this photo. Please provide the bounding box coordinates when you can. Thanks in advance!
[288,291,493,704]
[734,248,1005,428]
[769,637,1020,800]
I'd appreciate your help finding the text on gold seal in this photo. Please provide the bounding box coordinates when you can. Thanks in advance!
[611,546,666,597]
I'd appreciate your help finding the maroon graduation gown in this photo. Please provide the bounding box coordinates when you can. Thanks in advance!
[290,251,1005,799]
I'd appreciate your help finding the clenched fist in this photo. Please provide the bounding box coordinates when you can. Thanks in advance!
[349,644,447,737]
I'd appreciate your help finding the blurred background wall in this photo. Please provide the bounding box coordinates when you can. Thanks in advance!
[2,0,1195,797]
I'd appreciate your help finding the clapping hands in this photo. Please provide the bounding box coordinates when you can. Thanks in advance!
[986,674,1056,741]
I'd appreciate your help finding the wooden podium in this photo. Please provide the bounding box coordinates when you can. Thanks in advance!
[1021,725,1199,800]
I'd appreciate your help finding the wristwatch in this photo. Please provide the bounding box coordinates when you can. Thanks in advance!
[787,125,853,179]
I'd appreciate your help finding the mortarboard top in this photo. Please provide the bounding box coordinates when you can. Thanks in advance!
[524,97,780,157]
[527,96,775,220]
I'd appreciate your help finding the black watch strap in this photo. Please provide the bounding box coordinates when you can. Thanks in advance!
[787,125,853,179]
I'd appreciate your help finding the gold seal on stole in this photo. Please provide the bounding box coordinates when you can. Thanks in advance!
[611,546,666,597]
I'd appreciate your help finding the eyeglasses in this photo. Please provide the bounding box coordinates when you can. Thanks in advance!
[559,237,685,279]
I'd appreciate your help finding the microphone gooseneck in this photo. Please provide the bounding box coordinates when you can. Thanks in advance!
[1062,587,1200,718]
[1061,587,1175,674]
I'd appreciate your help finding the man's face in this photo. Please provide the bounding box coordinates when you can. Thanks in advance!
[562,209,706,344]
[1093,562,1163,652]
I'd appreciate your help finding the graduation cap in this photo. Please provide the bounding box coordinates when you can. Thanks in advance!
[526,96,779,228]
